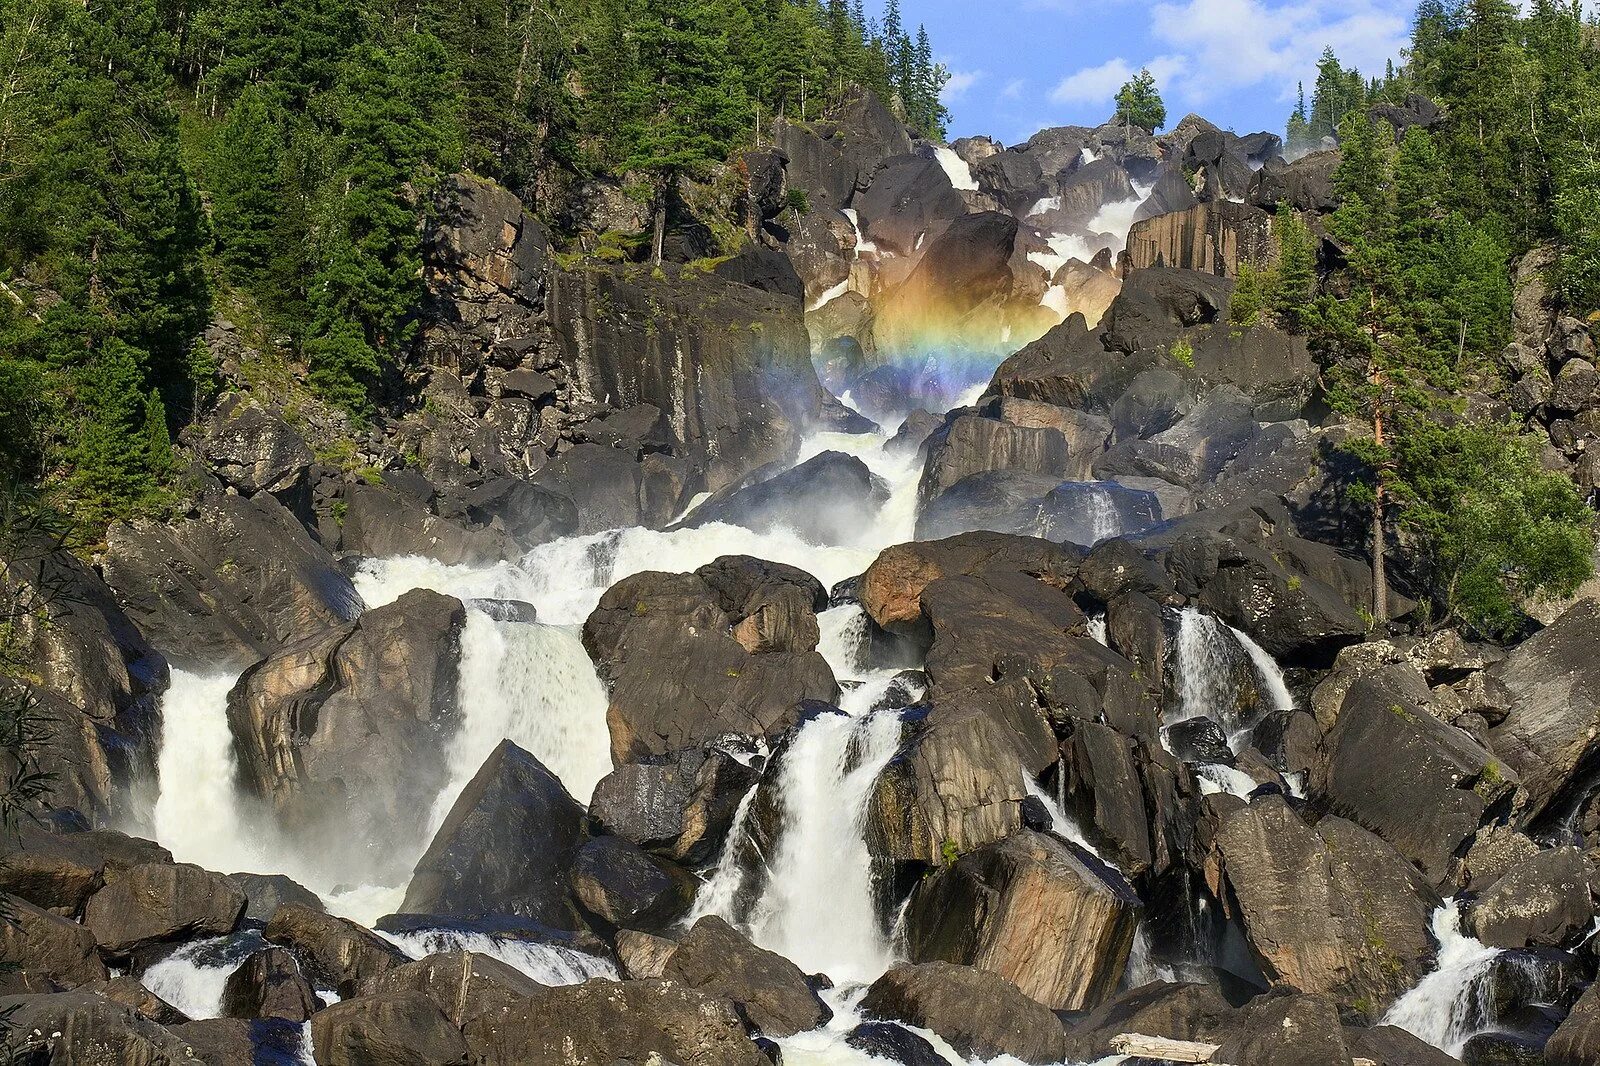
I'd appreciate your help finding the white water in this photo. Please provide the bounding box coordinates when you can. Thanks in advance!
[141,936,245,1019]
[1023,773,1099,856]
[1087,613,1109,645]
[379,928,617,986]
[809,278,850,313]
[1382,900,1502,1056]
[1230,623,1295,714]
[1169,608,1243,734]
[933,146,979,191]
[153,669,252,869]
[841,208,878,256]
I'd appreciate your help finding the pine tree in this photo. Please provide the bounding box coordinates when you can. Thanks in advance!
[1114,68,1165,134]
[1286,82,1311,152]
[1308,47,1365,142]
[210,86,289,293]
[1272,204,1317,330]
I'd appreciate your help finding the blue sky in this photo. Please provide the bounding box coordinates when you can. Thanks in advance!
[905,0,1419,145]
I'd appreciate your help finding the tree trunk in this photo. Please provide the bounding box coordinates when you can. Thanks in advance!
[651,187,667,266]
[1371,403,1389,626]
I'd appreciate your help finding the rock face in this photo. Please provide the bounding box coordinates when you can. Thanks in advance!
[402,740,588,928]
[660,916,830,1037]
[462,979,771,1066]
[102,492,362,667]
[1489,599,1600,826]
[918,415,1070,509]
[310,990,470,1066]
[227,588,466,885]
[904,830,1139,1011]
[1208,797,1439,1014]
[264,904,409,998]
[860,962,1071,1065]
[82,863,244,959]
[0,894,108,987]
[1125,200,1275,278]
[184,395,314,499]
[1467,846,1594,949]
[682,451,888,544]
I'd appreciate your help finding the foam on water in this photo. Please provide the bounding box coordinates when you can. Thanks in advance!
[933,146,979,191]
[380,927,617,985]
[141,931,268,1019]
[1382,900,1502,1055]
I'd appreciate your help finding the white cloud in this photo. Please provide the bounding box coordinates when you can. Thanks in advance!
[944,69,985,101]
[1002,78,1026,100]
[1049,54,1186,109]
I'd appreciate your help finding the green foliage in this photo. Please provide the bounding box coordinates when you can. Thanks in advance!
[1307,47,1367,143]
[1114,68,1166,134]
[1170,338,1195,370]
[1272,205,1318,330]
[1230,264,1268,329]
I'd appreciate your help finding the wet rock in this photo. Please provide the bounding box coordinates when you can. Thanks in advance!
[854,154,966,257]
[102,492,361,668]
[1210,992,1350,1066]
[0,893,108,987]
[225,872,325,924]
[904,829,1139,1011]
[1344,1024,1465,1066]
[1546,981,1600,1065]
[1489,599,1600,826]
[1209,797,1439,1013]
[917,415,1070,509]
[310,990,469,1065]
[859,961,1071,1065]
[402,740,588,928]
[914,470,1069,541]
[589,747,759,865]
[0,990,198,1063]
[661,916,830,1037]
[366,949,542,1027]
[462,978,770,1066]
[570,836,694,931]
[221,946,319,1022]
[341,481,520,567]
[860,532,1079,635]
[683,451,887,544]
[1316,664,1516,886]
[228,589,466,887]
[82,863,244,960]
[1058,721,1155,875]
[177,1016,309,1065]
[185,395,313,498]
[845,1020,946,1066]
[264,904,409,999]
[1467,847,1594,949]
[885,409,943,457]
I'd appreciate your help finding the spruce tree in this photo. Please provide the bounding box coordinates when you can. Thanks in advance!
[1114,68,1165,134]
[210,87,289,294]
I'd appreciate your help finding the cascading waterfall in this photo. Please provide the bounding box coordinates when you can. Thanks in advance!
[152,669,252,870]
[379,928,617,985]
[1169,608,1245,733]
[140,930,269,1019]
[1382,900,1502,1056]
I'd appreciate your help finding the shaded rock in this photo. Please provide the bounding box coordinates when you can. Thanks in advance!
[918,415,1069,509]
[1345,1024,1465,1066]
[589,747,759,865]
[1103,268,1232,356]
[0,893,108,987]
[1546,981,1600,1066]
[1209,797,1439,1013]
[402,740,587,928]
[1060,981,1237,1061]
[682,451,887,544]
[221,947,318,1022]
[1467,847,1594,949]
[461,978,770,1066]
[845,1020,946,1066]
[854,154,966,256]
[859,961,1071,1065]
[1248,151,1340,213]
[1058,721,1156,875]
[457,477,577,550]
[1210,992,1350,1066]
[185,395,313,497]
[80,976,187,1025]
[226,872,325,925]
[83,863,244,960]
[341,481,519,567]
[177,1016,308,1065]
[365,949,542,1027]
[264,904,408,999]
[310,990,468,1066]
[904,830,1139,1011]
[228,589,466,887]
[661,915,830,1037]
[570,836,694,931]
[0,991,198,1064]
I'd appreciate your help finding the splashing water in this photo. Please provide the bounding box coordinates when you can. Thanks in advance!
[933,146,979,191]
[141,930,268,1019]
[379,927,617,986]
[153,669,252,870]
[1169,608,1244,732]
[1382,900,1502,1055]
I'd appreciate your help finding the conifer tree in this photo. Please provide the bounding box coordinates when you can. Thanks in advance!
[1114,68,1165,134]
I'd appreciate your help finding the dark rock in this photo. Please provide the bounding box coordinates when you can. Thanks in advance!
[1467,847,1594,949]
[310,990,469,1066]
[0,991,198,1063]
[228,589,467,887]
[1248,151,1340,213]
[1345,1024,1465,1066]
[365,949,542,1028]
[917,415,1069,510]
[264,904,409,999]
[1547,981,1600,1065]
[226,872,325,925]
[885,409,943,456]
[461,978,770,1066]
[402,740,587,928]
[904,830,1139,1011]
[854,154,966,257]
[859,532,1081,635]
[570,836,693,931]
[341,480,520,566]
[661,915,830,1037]
[845,1020,946,1066]
[682,451,888,544]
[1061,981,1237,1061]
[873,211,1027,353]
[458,478,578,550]
[914,469,1066,541]
[185,395,313,497]
[177,1016,309,1065]
[221,947,319,1022]
[82,863,244,960]
[713,242,805,302]
[589,747,759,865]
[0,893,108,987]
[1211,992,1350,1066]
[859,961,1071,1064]
[1104,269,1232,356]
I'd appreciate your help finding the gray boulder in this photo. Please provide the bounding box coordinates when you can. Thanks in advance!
[860,962,1071,1065]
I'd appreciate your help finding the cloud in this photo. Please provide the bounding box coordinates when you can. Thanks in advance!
[1050,54,1187,108]
[1002,78,1026,100]
[944,69,984,101]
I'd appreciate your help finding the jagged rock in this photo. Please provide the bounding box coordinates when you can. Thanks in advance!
[1547,981,1600,1065]
[82,863,244,960]
[1467,847,1594,949]
[1248,151,1340,213]
[777,86,911,210]
[660,916,830,1037]
[402,740,588,928]
[1103,268,1232,357]
[1060,981,1237,1061]
[1489,599,1600,826]
[225,872,325,924]
[845,1020,946,1066]
[1095,385,1261,488]
[885,408,943,456]
[228,589,466,886]
[854,154,966,257]
[682,451,887,544]
[1125,201,1273,277]
[989,397,1112,475]
[859,962,1071,1065]
[264,904,409,999]
[1078,536,1176,603]
[220,947,319,1022]
[1134,167,1201,222]
[0,893,108,987]
[917,415,1069,508]
[185,395,314,498]
[713,241,804,302]
[589,747,759,865]
[583,570,838,763]
[1316,664,1516,886]
[0,827,126,916]
[1211,992,1351,1066]
[310,991,469,1066]
[461,978,770,1066]
[0,991,199,1063]
[615,930,678,980]
[570,836,694,931]
[1550,356,1600,415]
[859,531,1079,635]
[904,830,1139,1011]
[1209,797,1439,1014]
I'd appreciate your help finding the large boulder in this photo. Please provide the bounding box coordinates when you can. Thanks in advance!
[0,991,199,1063]
[1209,797,1440,1014]
[860,531,1080,636]
[339,481,519,566]
[264,904,409,999]
[82,863,244,960]
[461,978,771,1066]
[903,830,1139,1011]
[1094,385,1261,488]
[1466,846,1594,949]
[776,86,911,210]
[227,589,466,886]
[0,826,170,916]
[859,962,1071,1065]
[220,946,319,1022]
[365,950,543,1028]
[917,415,1070,509]
[1060,981,1238,1061]
[1210,992,1351,1066]
[872,211,1028,353]
[310,991,469,1066]
[660,915,830,1037]
[1489,599,1600,826]
[569,836,693,931]
[183,395,313,498]
[1103,268,1232,356]
[588,747,758,864]
[402,740,588,928]
[0,894,108,987]
[1547,981,1600,1066]
[101,492,361,668]
[853,154,966,257]
[681,451,888,544]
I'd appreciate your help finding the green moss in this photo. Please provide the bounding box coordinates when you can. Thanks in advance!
[940,839,960,865]
[1170,338,1195,369]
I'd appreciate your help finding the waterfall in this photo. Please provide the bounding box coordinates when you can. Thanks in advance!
[140,929,269,1020]
[1087,613,1109,645]
[932,146,979,191]
[379,928,616,985]
[1229,623,1295,713]
[153,669,252,870]
[745,707,904,982]
[1023,773,1100,856]
[431,610,612,821]
[1170,608,1244,732]
[1382,900,1502,1056]
[818,604,872,679]
[687,783,760,927]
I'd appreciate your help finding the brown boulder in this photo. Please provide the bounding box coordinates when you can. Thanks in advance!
[859,961,1071,1065]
